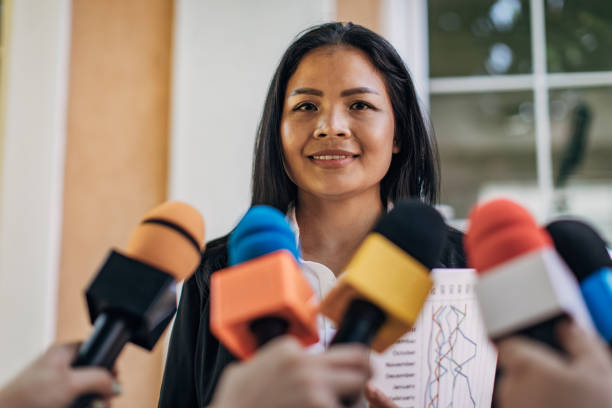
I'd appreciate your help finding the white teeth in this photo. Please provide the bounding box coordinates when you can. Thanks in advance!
[312,155,353,160]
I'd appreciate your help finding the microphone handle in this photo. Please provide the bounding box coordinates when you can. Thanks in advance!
[491,313,570,408]
[331,298,386,346]
[331,299,386,407]
[510,313,569,353]
[249,316,290,348]
[68,313,132,408]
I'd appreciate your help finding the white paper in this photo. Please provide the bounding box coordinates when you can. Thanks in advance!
[370,269,497,408]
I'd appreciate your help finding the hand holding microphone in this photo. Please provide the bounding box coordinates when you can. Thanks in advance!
[210,206,373,407]
[69,201,205,407]
[496,321,612,408]
[495,217,612,408]
[210,205,318,358]
[320,199,448,406]
[465,198,595,349]
[209,336,371,408]
[0,343,119,408]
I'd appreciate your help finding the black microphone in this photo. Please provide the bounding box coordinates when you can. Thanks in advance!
[546,219,612,345]
[322,199,447,350]
[69,201,204,408]
[320,199,447,406]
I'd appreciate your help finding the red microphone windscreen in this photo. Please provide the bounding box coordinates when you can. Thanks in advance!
[465,199,551,273]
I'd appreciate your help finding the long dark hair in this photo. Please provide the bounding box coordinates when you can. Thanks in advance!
[251,22,439,211]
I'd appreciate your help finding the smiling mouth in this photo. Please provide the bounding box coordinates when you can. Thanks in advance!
[307,154,360,160]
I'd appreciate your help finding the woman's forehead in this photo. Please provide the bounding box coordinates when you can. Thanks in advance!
[286,46,387,94]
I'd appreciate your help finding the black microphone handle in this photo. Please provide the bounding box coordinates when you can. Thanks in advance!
[331,298,387,407]
[331,298,386,346]
[498,313,569,353]
[68,313,133,408]
[249,316,290,348]
[490,313,570,408]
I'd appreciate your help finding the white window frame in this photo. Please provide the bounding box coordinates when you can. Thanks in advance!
[384,0,612,220]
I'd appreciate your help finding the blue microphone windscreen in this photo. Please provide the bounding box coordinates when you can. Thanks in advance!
[581,268,612,343]
[229,205,299,265]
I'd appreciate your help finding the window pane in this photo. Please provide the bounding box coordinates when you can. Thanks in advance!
[546,1,612,73]
[432,92,537,225]
[550,87,612,242]
[429,0,532,77]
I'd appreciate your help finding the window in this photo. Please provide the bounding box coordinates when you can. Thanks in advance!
[427,0,612,240]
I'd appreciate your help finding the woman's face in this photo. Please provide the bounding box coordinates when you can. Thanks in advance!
[280,46,398,202]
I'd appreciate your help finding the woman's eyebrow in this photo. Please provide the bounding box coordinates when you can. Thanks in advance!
[289,86,379,97]
[289,88,323,96]
[340,87,379,97]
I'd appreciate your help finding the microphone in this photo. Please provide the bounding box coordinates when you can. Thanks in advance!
[464,198,594,349]
[546,219,612,344]
[69,201,205,408]
[210,205,318,360]
[320,199,447,352]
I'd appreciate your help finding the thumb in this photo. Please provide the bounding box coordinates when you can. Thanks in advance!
[365,383,399,408]
[256,335,303,360]
[557,321,609,363]
[68,368,121,398]
[497,336,566,373]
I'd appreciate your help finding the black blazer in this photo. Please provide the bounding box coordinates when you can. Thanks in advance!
[158,226,467,408]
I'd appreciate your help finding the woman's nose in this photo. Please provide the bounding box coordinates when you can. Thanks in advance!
[313,108,350,138]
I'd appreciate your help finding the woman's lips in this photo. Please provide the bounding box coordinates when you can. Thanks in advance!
[307,152,360,168]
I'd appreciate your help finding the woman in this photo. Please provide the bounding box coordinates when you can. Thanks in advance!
[158,22,466,408]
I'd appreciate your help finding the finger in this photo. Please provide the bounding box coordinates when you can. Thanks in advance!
[557,320,610,363]
[68,368,121,398]
[41,342,85,369]
[494,374,513,408]
[54,342,80,354]
[258,335,302,357]
[497,336,566,373]
[46,342,80,362]
[323,344,372,374]
[320,367,370,396]
[312,393,344,408]
[91,400,108,408]
[364,383,399,408]
[254,336,304,368]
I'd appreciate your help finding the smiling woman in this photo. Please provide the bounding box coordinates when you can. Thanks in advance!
[281,47,397,203]
[158,22,467,408]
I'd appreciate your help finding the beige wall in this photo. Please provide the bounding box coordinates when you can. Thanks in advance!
[56,1,173,406]
[337,0,382,33]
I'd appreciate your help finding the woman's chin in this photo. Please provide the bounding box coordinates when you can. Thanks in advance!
[302,184,381,202]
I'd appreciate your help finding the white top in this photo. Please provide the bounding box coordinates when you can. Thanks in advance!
[287,209,368,408]
[286,207,339,350]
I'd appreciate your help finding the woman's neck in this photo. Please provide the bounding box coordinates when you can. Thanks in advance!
[296,190,384,277]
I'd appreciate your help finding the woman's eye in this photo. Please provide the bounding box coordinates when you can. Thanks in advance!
[350,101,372,110]
[294,102,317,111]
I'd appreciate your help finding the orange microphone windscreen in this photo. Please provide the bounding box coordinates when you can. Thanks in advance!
[465,199,551,273]
[211,249,319,359]
[126,201,205,281]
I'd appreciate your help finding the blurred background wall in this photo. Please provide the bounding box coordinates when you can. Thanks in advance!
[169,0,335,242]
[0,0,71,391]
[55,1,173,406]
[0,0,610,406]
